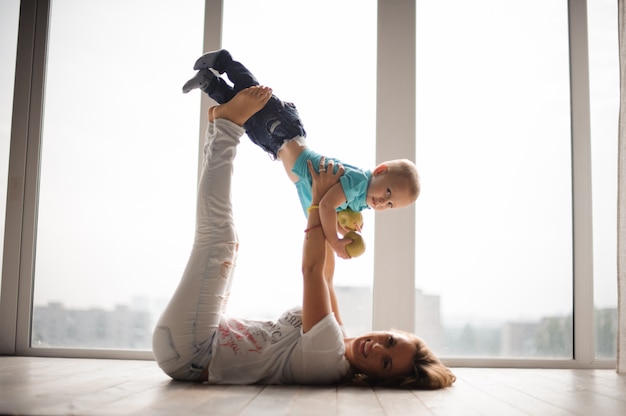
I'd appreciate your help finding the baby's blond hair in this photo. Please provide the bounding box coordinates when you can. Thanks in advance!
[385,159,421,202]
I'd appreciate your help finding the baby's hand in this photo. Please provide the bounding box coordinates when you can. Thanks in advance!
[331,238,352,260]
[338,220,364,235]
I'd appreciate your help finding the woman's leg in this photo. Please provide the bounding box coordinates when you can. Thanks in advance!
[152,87,272,381]
[152,119,242,381]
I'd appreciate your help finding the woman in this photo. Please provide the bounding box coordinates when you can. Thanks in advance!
[152,86,455,389]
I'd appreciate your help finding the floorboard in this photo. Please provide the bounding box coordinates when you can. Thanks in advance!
[1,357,625,416]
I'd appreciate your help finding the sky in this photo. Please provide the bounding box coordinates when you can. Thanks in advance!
[0,0,619,330]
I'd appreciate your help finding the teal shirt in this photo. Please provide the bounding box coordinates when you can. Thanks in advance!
[292,148,371,216]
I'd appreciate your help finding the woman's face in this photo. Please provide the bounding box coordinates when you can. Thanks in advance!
[344,330,416,380]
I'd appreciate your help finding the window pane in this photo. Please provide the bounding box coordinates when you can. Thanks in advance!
[223,0,377,335]
[32,0,204,349]
[0,0,20,297]
[588,0,618,360]
[415,1,572,358]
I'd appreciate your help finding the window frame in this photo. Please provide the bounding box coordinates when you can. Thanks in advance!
[0,0,616,368]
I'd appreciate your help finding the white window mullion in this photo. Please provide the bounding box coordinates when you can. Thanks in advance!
[198,0,224,178]
[373,0,416,332]
[16,0,51,355]
[0,0,49,355]
[568,0,595,365]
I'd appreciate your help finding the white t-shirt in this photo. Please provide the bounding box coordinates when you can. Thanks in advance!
[208,307,350,384]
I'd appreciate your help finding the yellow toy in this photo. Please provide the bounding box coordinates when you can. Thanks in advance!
[337,209,365,258]
[344,231,366,258]
[337,208,364,232]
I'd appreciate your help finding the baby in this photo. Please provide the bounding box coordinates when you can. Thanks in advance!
[183,50,420,259]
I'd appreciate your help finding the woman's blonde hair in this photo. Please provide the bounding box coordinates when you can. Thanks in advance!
[348,330,456,390]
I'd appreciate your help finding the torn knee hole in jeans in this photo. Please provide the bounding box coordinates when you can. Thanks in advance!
[219,261,233,279]
[219,241,238,279]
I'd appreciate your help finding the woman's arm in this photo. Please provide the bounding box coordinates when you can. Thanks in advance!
[323,242,344,329]
[301,158,345,333]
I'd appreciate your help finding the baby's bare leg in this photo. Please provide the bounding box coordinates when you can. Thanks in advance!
[208,86,272,126]
[278,140,307,183]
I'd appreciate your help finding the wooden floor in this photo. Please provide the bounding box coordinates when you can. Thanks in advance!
[1,357,625,416]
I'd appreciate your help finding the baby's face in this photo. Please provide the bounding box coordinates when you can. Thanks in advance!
[366,171,413,211]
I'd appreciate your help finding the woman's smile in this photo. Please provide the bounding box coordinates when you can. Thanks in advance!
[360,339,369,358]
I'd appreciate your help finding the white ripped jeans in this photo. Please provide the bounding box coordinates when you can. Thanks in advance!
[152,119,242,381]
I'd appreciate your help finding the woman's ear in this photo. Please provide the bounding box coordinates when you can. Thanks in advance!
[373,164,388,176]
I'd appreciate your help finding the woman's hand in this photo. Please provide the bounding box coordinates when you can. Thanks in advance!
[307,157,344,202]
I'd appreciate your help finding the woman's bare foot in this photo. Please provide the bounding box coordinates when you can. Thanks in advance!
[208,86,272,126]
